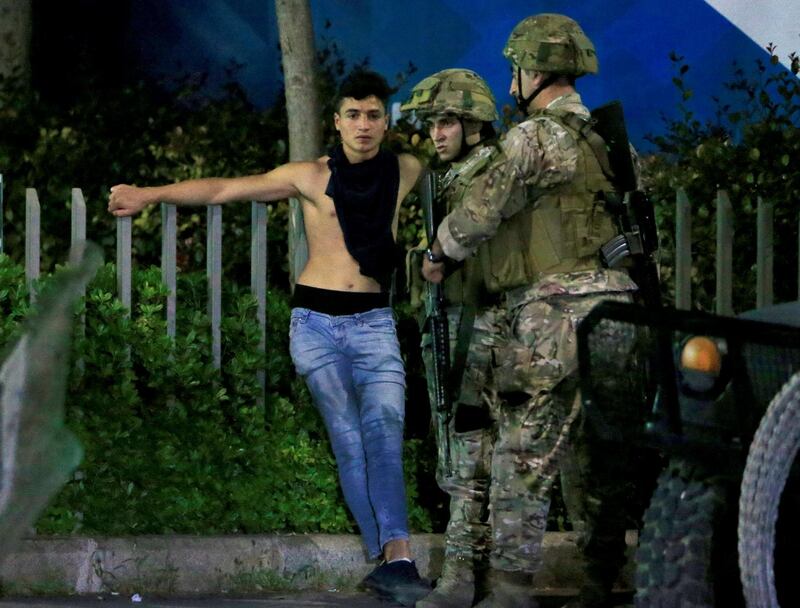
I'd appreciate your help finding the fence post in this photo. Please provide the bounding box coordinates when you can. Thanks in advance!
[70,189,87,261]
[756,197,774,308]
[162,204,177,339]
[25,189,40,303]
[251,202,268,413]
[70,189,88,373]
[207,205,222,369]
[715,190,733,316]
[675,188,692,310]
[0,174,4,254]
[116,216,132,313]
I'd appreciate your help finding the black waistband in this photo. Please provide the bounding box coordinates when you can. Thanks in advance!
[290,284,390,316]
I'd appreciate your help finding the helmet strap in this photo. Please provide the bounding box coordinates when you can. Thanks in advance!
[515,67,558,113]
[456,118,484,160]
[453,116,485,160]
[455,118,471,161]
[463,119,483,146]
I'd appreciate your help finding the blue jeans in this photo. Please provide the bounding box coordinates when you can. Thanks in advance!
[289,306,409,558]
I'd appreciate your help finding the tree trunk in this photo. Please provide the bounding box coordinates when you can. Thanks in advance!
[0,0,32,84]
[274,0,323,288]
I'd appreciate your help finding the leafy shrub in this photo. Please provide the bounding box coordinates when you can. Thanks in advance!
[0,259,434,534]
[643,48,800,311]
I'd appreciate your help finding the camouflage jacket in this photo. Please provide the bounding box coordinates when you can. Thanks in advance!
[439,140,503,305]
[437,92,589,260]
[436,92,637,298]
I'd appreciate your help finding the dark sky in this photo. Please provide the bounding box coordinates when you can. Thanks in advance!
[32,1,136,97]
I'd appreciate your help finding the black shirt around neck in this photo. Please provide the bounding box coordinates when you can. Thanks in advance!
[325,144,400,291]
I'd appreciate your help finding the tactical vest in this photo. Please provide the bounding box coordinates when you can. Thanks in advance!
[440,144,499,305]
[478,109,618,293]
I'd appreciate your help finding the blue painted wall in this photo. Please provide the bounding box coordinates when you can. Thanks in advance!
[126,1,797,149]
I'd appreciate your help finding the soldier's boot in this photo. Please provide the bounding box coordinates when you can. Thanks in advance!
[472,568,538,608]
[416,557,475,608]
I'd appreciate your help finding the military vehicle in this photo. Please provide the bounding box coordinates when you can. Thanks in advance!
[578,300,800,608]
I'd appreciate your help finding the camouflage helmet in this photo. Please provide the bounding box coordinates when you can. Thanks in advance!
[503,13,598,77]
[400,68,499,123]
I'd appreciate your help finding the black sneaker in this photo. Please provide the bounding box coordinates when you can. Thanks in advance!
[358,562,383,591]
[359,559,432,606]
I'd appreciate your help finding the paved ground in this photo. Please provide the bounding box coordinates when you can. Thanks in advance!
[0,592,634,608]
[0,594,386,608]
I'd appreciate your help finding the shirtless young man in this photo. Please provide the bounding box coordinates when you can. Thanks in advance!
[108,70,430,606]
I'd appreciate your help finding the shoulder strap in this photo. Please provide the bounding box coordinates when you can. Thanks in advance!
[559,112,616,185]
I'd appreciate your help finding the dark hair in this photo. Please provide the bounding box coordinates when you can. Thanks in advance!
[335,69,394,111]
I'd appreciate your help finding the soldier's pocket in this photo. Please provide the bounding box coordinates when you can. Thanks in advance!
[562,197,617,258]
[492,342,569,398]
[491,342,534,395]
[451,427,493,481]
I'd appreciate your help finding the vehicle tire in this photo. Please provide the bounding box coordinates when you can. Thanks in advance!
[739,370,800,608]
[634,458,737,608]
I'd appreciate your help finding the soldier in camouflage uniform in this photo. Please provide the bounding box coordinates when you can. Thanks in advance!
[422,14,638,608]
[401,69,501,608]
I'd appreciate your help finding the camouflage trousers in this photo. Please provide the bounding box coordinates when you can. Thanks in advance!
[422,306,494,564]
[478,286,633,574]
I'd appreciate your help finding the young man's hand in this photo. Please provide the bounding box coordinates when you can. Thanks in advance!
[108,184,153,217]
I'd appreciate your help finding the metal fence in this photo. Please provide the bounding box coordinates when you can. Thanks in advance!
[16,186,269,399]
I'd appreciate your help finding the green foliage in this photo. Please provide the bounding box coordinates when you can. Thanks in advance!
[643,48,800,311]
[0,68,290,289]
[0,258,439,535]
[0,253,29,348]
[0,261,320,534]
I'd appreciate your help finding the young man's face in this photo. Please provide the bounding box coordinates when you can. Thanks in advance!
[334,95,389,159]
[428,113,463,162]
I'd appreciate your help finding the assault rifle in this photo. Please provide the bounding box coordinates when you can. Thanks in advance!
[419,170,452,476]
[590,101,661,308]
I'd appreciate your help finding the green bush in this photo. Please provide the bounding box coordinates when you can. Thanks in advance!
[643,48,800,311]
[0,257,434,535]
[0,70,291,288]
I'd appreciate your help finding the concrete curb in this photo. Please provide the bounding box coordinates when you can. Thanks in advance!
[0,532,636,597]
